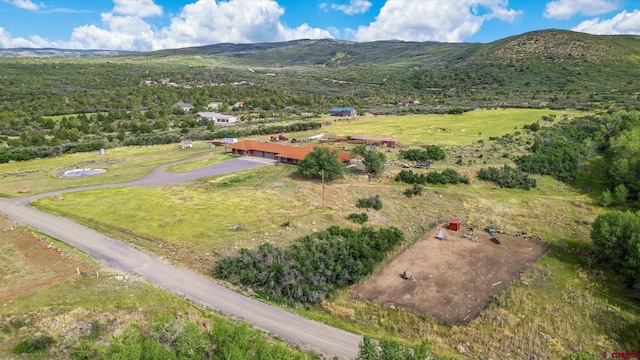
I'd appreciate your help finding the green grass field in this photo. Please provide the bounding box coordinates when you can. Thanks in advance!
[282,109,585,146]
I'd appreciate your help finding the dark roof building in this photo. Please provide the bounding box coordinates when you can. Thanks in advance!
[330,107,357,117]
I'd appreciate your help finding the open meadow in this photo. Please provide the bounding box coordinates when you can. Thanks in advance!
[5,109,639,359]
[280,109,584,146]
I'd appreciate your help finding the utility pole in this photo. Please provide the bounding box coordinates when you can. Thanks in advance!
[321,169,325,209]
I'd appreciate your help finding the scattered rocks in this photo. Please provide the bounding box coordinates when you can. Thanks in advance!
[401,270,415,280]
[228,224,242,231]
[456,343,467,354]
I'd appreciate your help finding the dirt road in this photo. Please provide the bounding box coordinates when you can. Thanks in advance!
[0,157,362,359]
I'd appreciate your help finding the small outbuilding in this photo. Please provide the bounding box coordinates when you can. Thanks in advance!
[449,218,462,231]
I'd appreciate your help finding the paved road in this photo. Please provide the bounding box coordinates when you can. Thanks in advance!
[0,157,362,359]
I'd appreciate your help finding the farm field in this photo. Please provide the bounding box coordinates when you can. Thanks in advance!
[281,109,585,146]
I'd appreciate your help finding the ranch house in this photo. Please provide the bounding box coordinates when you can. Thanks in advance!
[196,112,239,124]
[225,140,352,165]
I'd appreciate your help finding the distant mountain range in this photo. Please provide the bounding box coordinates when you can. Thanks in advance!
[1,29,639,66]
[0,48,132,57]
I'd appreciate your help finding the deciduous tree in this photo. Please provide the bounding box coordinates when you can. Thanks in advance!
[298,147,345,181]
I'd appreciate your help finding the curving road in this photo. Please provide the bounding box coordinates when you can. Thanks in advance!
[0,157,362,359]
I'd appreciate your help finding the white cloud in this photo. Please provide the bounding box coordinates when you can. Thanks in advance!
[573,9,640,35]
[63,14,157,51]
[1,0,334,51]
[112,0,162,17]
[353,0,521,42]
[544,0,618,20]
[0,27,48,47]
[330,0,372,15]
[3,0,42,11]
[154,0,332,49]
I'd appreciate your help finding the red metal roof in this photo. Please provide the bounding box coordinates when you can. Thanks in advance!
[449,218,462,224]
[226,140,351,162]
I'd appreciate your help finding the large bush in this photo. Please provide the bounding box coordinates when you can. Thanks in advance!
[214,226,404,305]
[477,164,537,190]
[395,169,469,185]
[590,210,640,292]
[356,195,383,210]
[398,146,445,162]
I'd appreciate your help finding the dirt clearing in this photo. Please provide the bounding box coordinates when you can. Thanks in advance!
[0,218,95,302]
[355,224,548,324]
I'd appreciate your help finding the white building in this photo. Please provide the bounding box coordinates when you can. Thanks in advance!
[196,112,239,124]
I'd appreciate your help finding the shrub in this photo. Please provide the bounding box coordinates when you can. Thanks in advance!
[477,165,537,190]
[213,226,404,305]
[356,195,383,210]
[395,169,469,185]
[346,212,369,224]
[403,184,424,197]
[398,146,445,162]
[12,334,55,354]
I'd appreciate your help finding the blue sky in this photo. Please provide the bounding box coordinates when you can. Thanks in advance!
[1,0,639,50]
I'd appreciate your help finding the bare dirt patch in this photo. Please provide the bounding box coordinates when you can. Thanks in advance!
[0,218,95,301]
[355,224,548,324]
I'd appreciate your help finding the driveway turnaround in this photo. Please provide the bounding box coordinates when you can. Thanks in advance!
[0,157,362,359]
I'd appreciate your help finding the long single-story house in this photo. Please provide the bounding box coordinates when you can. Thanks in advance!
[348,136,397,147]
[330,107,357,117]
[225,140,352,165]
[173,101,194,112]
[196,112,239,124]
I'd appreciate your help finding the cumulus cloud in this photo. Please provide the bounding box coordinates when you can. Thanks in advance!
[1,0,333,51]
[3,0,42,11]
[330,0,372,15]
[64,14,157,51]
[573,9,640,35]
[353,0,521,42]
[0,27,48,47]
[544,0,618,20]
[112,0,162,17]
[154,0,332,49]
